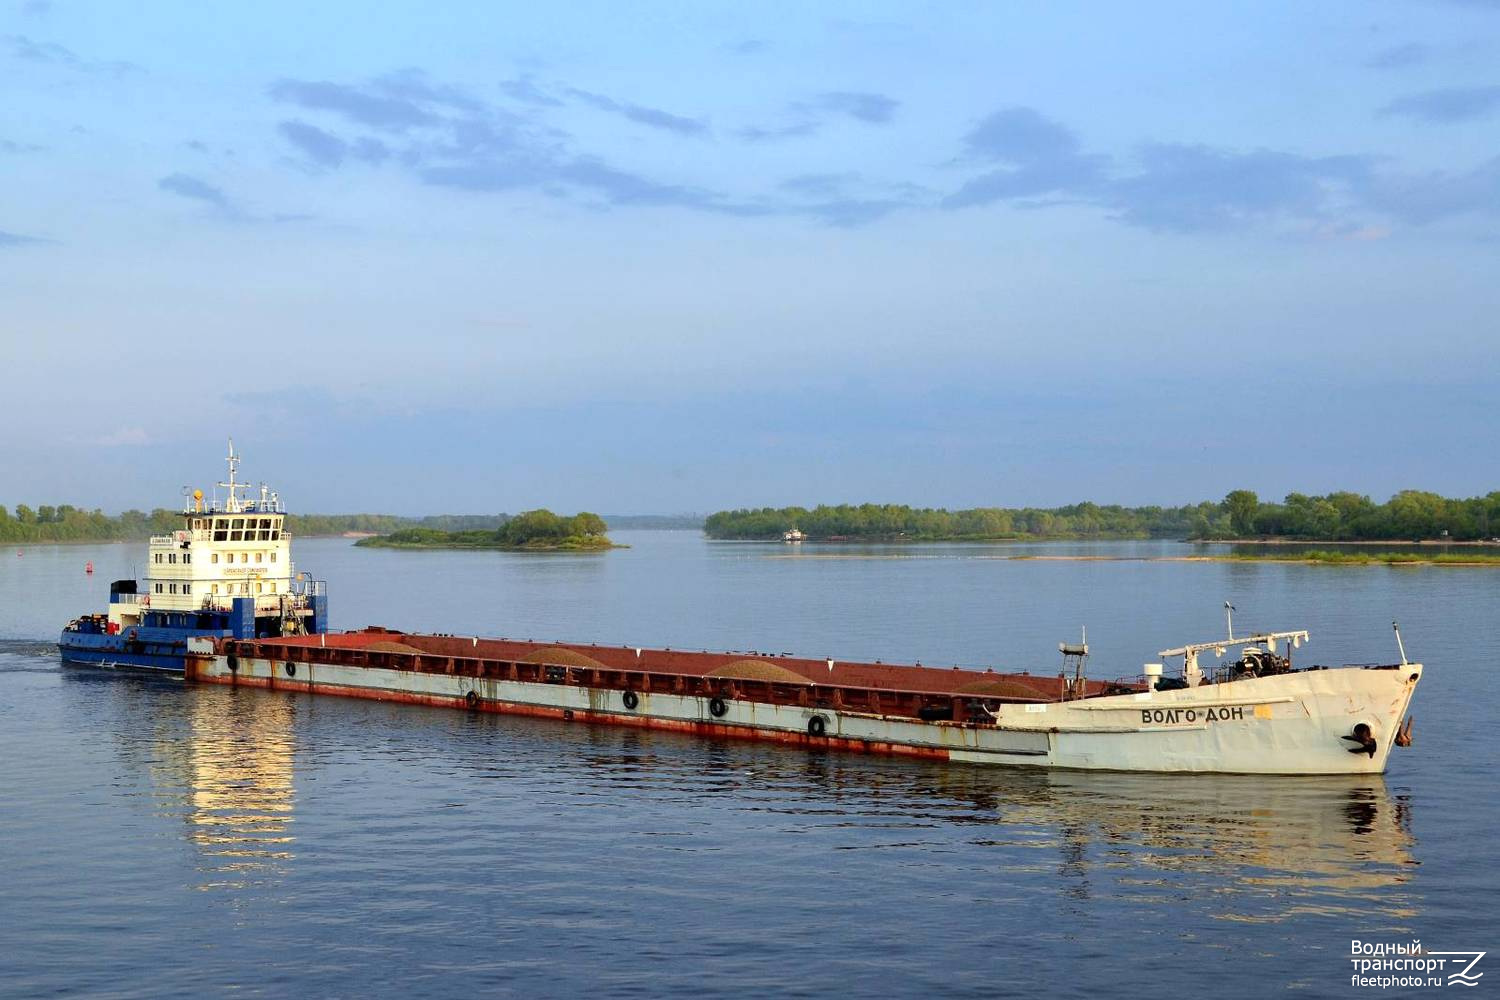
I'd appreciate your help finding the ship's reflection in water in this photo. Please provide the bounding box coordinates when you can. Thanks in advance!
[141,687,298,892]
[935,768,1415,922]
[103,671,1415,929]
[549,724,1417,928]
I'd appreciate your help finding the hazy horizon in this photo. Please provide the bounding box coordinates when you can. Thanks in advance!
[3,2,1497,514]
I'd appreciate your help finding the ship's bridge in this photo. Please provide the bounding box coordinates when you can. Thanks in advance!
[119,441,321,619]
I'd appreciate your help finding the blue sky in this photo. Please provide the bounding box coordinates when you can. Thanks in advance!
[2,1,1497,514]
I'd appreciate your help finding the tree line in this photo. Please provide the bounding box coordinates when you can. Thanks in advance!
[0,505,184,543]
[704,491,1500,542]
[704,502,1203,540]
[1217,489,1500,541]
[10,490,1498,545]
[0,506,514,544]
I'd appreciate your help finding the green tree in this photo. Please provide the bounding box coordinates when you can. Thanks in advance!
[500,509,565,545]
[570,512,607,537]
[1224,490,1259,536]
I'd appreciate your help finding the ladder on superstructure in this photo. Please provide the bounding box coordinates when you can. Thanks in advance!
[279,594,307,637]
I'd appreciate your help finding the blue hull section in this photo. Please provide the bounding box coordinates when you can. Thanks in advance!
[58,644,189,673]
[60,593,328,675]
[56,627,228,673]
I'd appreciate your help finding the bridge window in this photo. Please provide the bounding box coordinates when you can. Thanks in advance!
[212,584,219,595]
[255,552,263,563]
[182,583,191,595]
[211,553,219,564]
[154,583,163,593]
[184,553,191,564]
[256,583,263,594]
[270,552,277,563]
[168,553,176,564]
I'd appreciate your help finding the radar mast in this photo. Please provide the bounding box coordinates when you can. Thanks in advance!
[217,438,247,513]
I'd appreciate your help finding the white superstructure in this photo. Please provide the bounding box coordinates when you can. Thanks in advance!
[110,441,319,630]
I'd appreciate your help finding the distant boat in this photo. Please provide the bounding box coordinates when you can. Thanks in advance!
[782,528,805,543]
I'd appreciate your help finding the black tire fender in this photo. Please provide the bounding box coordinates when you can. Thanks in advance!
[465,689,479,709]
[622,690,639,710]
[708,697,728,718]
[808,715,828,738]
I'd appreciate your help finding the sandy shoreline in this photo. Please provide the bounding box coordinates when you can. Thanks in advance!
[765,552,1500,566]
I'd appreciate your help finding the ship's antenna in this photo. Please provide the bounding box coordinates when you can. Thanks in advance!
[219,437,243,512]
[1224,601,1236,641]
[1393,621,1408,666]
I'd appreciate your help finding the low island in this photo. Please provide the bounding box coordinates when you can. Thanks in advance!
[355,510,620,551]
[703,491,1500,543]
[700,492,1500,565]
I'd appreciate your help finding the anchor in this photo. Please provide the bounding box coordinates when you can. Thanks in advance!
[1341,722,1378,758]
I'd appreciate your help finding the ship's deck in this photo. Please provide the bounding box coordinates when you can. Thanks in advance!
[224,627,1126,715]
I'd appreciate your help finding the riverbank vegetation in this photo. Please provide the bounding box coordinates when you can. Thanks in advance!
[1211,490,1500,541]
[10,488,1497,546]
[0,506,595,544]
[704,503,1190,540]
[0,505,185,543]
[704,490,1500,542]
[354,510,617,551]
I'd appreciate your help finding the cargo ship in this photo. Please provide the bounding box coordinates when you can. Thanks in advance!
[57,442,327,672]
[183,623,1420,775]
[63,447,1421,774]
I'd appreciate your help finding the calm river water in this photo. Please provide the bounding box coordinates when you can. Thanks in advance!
[2,531,1497,997]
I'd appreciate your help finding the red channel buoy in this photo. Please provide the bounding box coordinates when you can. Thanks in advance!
[86,561,94,574]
